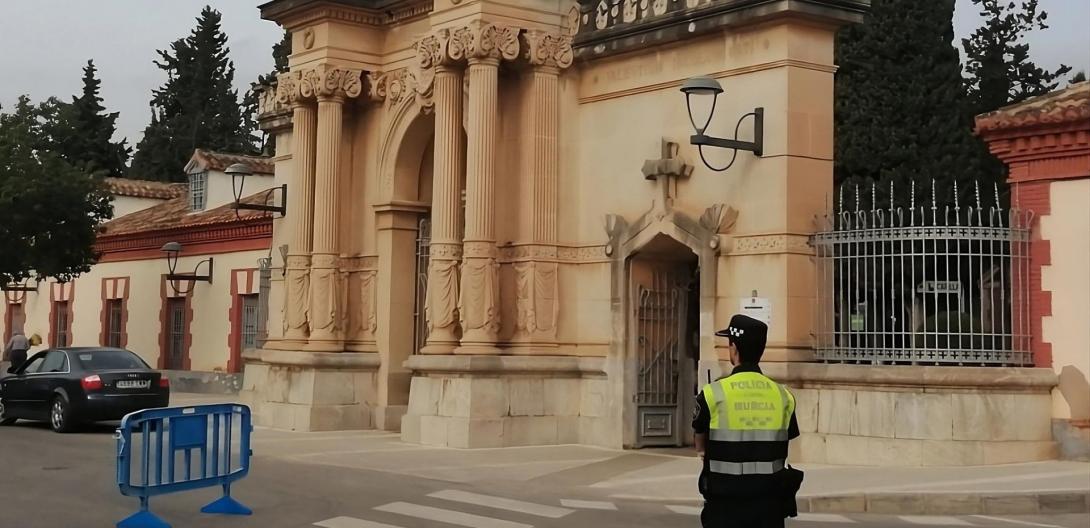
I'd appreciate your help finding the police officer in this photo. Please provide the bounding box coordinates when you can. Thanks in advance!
[692,314,801,528]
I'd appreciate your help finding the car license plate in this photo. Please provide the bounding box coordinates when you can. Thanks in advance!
[116,380,150,389]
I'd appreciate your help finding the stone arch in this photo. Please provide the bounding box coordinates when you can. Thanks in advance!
[378,98,435,204]
[604,208,725,448]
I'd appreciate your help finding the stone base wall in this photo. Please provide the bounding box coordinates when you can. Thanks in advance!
[163,370,242,394]
[238,348,381,431]
[401,355,615,448]
[1053,419,1090,461]
[765,363,1060,466]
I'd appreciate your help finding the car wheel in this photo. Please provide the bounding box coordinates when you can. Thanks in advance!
[0,399,16,426]
[50,395,76,433]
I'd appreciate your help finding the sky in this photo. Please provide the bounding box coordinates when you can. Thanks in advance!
[0,0,1087,146]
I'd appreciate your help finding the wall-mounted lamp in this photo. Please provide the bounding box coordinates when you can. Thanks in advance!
[225,163,287,217]
[161,241,213,294]
[681,76,764,172]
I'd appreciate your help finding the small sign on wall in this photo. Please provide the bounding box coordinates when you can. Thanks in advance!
[740,296,772,326]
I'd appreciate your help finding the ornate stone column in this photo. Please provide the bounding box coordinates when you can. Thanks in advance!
[418,29,466,354]
[456,21,520,355]
[277,71,317,345]
[513,31,573,346]
[305,64,363,350]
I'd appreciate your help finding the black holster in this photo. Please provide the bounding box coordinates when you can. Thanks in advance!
[778,465,805,518]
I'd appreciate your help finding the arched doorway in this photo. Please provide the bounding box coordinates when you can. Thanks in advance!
[628,234,699,447]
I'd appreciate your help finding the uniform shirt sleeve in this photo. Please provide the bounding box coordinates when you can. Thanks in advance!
[788,412,800,440]
[692,392,711,434]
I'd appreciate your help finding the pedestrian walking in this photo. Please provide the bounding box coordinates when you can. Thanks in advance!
[692,314,804,527]
[4,329,30,374]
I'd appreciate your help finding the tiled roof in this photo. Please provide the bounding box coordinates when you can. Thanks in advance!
[975,82,1090,134]
[185,149,275,175]
[103,178,186,200]
[97,190,275,238]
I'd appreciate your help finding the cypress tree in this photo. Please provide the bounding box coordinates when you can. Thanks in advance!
[130,6,255,182]
[962,0,1072,117]
[834,0,989,208]
[54,60,130,178]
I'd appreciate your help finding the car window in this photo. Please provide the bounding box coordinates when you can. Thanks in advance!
[38,351,68,373]
[74,350,149,371]
[18,353,47,374]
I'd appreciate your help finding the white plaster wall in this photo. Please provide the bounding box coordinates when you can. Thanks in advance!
[203,170,277,212]
[1040,177,1090,421]
[3,249,269,372]
[111,196,168,219]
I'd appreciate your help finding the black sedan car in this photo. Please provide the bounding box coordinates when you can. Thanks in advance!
[0,347,170,433]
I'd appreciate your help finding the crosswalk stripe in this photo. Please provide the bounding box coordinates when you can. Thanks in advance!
[429,489,574,518]
[898,516,974,525]
[970,516,1063,528]
[559,499,617,510]
[375,502,533,528]
[793,513,857,523]
[666,505,702,515]
[314,517,404,528]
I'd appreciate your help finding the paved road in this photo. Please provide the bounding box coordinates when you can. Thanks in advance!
[0,420,1085,528]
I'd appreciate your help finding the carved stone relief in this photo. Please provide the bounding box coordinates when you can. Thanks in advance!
[514,261,559,338]
[459,256,501,336]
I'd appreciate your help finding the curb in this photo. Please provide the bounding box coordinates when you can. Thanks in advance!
[799,491,1090,516]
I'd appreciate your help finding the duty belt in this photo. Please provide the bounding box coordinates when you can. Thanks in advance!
[708,459,786,475]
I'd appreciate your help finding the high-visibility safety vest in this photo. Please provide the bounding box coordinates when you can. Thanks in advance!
[701,371,795,477]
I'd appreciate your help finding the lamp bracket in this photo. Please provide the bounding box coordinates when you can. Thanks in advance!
[233,184,288,216]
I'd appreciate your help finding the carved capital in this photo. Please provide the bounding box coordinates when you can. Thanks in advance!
[416,28,465,68]
[455,21,520,63]
[276,71,306,105]
[523,30,574,70]
[302,64,364,101]
[367,71,387,103]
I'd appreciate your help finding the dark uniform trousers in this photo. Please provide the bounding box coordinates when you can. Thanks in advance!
[701,497,784,528]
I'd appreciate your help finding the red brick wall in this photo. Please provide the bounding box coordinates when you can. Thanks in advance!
[1013,180,1054,367]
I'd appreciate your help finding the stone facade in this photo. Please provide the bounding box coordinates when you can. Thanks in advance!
[244,0,868,442]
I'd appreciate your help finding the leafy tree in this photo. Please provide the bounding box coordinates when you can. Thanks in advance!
[52,60,130,178]
[0,96,113,285]
[1070,71,1087,85]
[834,0,987,208]
[962,0,1072,117]
[130,6,255,181]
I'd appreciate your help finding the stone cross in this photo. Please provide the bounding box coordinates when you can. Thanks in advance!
[641,139,693,214]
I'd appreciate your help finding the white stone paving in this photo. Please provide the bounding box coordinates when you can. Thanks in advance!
[374,502,534,528]
[559,499,618,510]
[428,489,574,518]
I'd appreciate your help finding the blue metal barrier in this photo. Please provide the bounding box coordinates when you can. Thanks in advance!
[115,404,253,528]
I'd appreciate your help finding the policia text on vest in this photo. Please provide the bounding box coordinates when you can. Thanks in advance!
[693,364,804,527]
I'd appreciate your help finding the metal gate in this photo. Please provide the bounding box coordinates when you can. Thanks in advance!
[633,264,691,447]
[412,217,431,355]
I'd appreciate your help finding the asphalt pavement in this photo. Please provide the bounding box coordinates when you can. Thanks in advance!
[0,417,1086,528]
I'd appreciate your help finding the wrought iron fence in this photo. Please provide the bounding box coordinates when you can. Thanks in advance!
[811,181,1033,366]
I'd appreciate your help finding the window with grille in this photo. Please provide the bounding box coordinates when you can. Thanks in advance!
[188,171,207,211]
[165,298,186,370]
[52,301,69,347]
[240,294,259,350]
[106,299,124,347]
